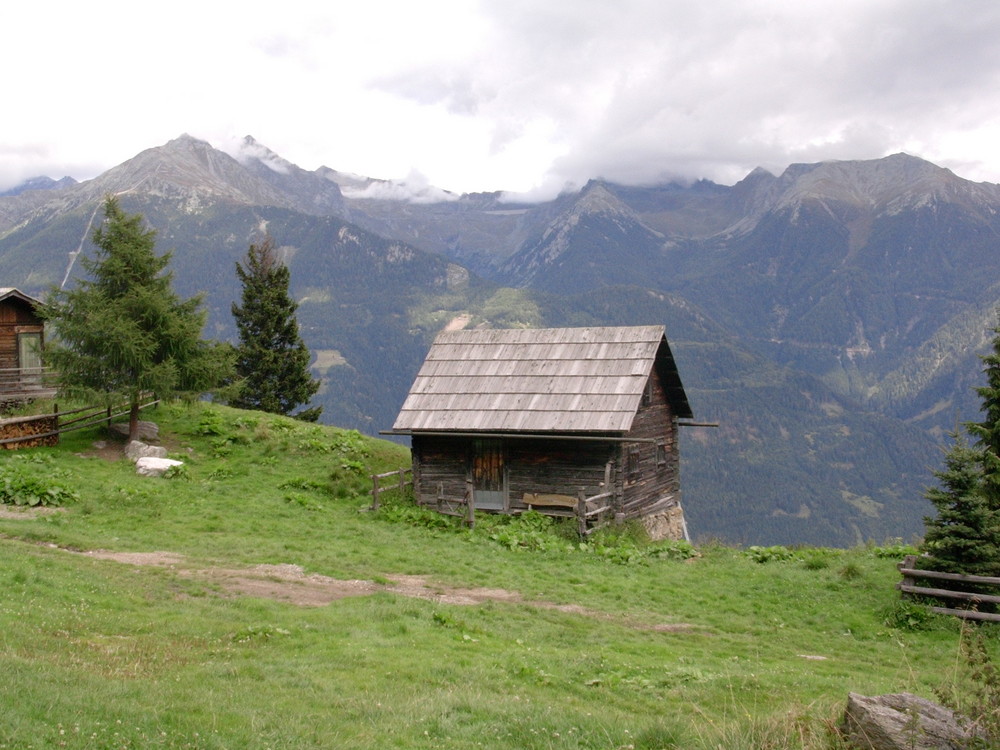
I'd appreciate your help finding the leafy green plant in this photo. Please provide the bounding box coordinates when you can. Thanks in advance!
[648,539,699,561]
[746,545,797,563]
[279,478,329,493]
[870,540,920,559]
[882,599,949,631]
[194,410,228,436]
[339,459,367,475]
[0,456,79,507]
[232,624,292,643]
[161,463,189,480]
[375,501,457,530]
[936,622,1000,747]
[284,492,324,511]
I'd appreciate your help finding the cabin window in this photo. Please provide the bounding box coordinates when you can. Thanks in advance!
[17,332,42,373]
[656,441,667,467]
[641,380,653,407]
[626,445,641,481]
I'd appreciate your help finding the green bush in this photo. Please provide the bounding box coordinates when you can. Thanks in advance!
[0,455,79,507]
[745,545,796,563]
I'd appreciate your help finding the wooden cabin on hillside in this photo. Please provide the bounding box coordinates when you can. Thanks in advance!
[389,325,695,540]
[0,288,53,404]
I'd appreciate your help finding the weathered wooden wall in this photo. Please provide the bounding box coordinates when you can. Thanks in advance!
[506,438,614,511]
[411,436,469,504]
[0,298,44,371]
[618,372,680,520]
[412,435,615,509]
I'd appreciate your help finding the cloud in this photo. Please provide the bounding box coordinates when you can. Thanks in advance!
[340,170,460,204]
[3,0,1000,196]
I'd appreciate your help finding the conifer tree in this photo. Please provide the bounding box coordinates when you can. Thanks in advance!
[44,196,231,441]
[967,316,1000,507]
[922,432,1000,575]
[921,313,1000,575]
[230,234,321,421]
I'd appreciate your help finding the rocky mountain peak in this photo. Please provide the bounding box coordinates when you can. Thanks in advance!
[770,153,1000,215]
[235,135,296,176]
[573,180,636,217]
[76,135,296,210]
[0,175,77,197]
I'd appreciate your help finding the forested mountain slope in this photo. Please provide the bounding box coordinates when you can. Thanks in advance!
[1,136,995,545]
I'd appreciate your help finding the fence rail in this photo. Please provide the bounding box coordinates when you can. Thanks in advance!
[0,367,57,401]
[369,467,413,510]
[390,479,616,536]
[898,554,1000,623]
[0,396,160,449]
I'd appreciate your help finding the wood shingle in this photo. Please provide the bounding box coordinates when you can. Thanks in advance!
[393,325,691,434]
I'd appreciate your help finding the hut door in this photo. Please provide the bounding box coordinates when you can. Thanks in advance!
[17,333,42,384]
[472,439,506,510]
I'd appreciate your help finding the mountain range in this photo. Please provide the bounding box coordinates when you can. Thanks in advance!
[3,134,998,547]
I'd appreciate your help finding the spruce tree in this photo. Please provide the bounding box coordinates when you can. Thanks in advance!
[922,432,1000,575]
[230,234,321,421]
[44,196,231,441]
[967,315,1000,506]
[921,313,1000,576]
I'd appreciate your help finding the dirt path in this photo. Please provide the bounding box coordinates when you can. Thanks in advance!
[73,548,695,633]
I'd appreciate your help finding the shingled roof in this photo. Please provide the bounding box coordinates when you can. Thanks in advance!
[393,325,692,433]
[0,288,42,307]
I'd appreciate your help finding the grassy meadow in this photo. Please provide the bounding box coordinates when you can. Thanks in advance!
[0,401,988,749]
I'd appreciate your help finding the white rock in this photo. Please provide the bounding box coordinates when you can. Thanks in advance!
[125,440,168,462]
[135,457,183,477]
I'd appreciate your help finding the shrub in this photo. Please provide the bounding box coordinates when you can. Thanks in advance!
[936,622,1000,746]
[745,545,796,564]
[0,456,79,507]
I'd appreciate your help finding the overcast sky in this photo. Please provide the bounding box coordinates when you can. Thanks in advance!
[4,0,1000,199]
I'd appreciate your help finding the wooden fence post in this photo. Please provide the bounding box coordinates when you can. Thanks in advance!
[465,478,475,528]
[577,489,587,537]
[371,474,380,511]
[898,554,917,599]
[606,460,624,525]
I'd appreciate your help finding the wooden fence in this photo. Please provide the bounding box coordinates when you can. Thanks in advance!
[370,467,413,510]
[898,554,1000,623]
[0,367,57,405]
[0,396,160,450]
[374,474,615,535]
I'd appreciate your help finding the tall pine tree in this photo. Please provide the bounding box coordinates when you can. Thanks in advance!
[231,234,321,421]
[921,313,1000,575]
[922,432,1000,575]
[44,196,231,441]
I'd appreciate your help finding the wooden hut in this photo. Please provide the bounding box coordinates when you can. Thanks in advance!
[389,325,694,539]
[0,288,53,403]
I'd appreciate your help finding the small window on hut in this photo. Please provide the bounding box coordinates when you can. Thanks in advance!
[626,445,641,481]
[641,380,653,407]
[656,441,667,467]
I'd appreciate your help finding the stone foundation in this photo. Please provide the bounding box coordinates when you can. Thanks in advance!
[641,503,688,541]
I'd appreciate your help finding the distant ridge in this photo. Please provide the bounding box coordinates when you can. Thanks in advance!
[1,135,998,546]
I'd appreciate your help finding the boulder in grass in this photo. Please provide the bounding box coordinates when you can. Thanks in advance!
[125,440,168,462]
[110,421,159,442]
[840,692,979,750]
[135,457,183,477]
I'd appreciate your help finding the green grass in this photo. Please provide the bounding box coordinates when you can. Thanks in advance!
[0,401,988,749]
